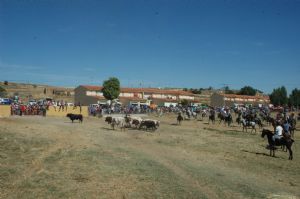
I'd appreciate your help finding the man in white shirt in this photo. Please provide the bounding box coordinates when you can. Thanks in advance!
[273,122,283,142]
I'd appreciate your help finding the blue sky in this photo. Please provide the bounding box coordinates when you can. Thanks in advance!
[0,0,299,94]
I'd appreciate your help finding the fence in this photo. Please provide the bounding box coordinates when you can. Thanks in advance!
[0,105,89,117]
[0,105,11,117]
[46,106,89,117]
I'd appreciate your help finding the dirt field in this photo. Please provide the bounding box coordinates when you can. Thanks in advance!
[0,114,299,199]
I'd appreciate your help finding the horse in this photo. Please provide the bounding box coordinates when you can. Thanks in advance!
[236,116,242,126]
[208,114,215,124]
[201,110,207,120]
[261,129,294,160]
[177,113,184,125]
[218,113,232,126]
[288,117,297,138]
[254,117,263,129]
[266,116,277,130]
[241,119,256,133]
[191,111,198,119]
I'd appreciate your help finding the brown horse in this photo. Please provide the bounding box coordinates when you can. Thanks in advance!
[261,129,294,160]
[177,113,183,125]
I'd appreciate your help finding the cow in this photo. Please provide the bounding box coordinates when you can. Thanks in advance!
[139,119,160,131]
[129,116,143,128]
[66,113,83,123]
[111,116,127,131]
[139,120,157,131]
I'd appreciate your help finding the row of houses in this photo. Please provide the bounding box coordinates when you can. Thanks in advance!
[211,93,270,107]
[74,85,270,107]
[75,85,201,107]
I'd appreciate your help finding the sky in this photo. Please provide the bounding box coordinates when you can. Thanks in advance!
[0,0,299,94]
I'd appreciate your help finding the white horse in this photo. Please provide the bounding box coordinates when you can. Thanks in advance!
[241,119,256,133]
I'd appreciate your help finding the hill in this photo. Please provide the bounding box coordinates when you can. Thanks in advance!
[0,81,74,103]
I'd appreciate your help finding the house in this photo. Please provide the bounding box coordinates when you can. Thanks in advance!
[74,85,200,106]
[210,93,270,107]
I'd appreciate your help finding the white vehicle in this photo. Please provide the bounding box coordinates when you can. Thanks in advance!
[28,100,37,105]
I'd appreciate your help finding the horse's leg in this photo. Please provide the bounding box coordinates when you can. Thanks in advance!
[287,145,293,160]
[270,147,272,157]
[291,129,294,138]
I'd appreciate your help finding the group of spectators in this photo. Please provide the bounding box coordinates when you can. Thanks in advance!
[11,102,47,116]
[87,103,205,118]
[10,99,81,116]
[52,100,82,113]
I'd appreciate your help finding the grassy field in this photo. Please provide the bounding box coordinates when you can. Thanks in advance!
[0,114,299,199]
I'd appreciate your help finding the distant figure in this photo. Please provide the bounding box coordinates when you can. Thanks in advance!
[79,102,82,113]
[177,112,183,125]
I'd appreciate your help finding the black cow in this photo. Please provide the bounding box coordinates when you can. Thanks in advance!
[66,113,83,123]
[105,116,113,124]
[139,120,157,131]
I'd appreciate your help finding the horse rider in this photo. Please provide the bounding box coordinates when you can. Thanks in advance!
[283,119,291,136]
[273,121,283,142]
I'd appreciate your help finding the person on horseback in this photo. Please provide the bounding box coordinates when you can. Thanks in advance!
[283,119,291,136]
[273,121,283,142]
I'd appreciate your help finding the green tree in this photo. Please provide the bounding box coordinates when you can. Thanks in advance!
[238,86,256,96]
[224,86,235,94]
[102,77,120,101]
[189,88,202,94]
[288,88,300,108]
[180,99,189,106]
[269,86,288,106]
[0,86,7,97]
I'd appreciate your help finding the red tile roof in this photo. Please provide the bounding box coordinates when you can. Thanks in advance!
[81,85,102,91]
[119,97,148,101]
[91,96,106,100]
[79,85,195,96]
[221,93,269,100]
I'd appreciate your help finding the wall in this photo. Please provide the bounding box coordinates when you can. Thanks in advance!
[0,105,11,117]
[46,106,89,117]
[74,86,99,106]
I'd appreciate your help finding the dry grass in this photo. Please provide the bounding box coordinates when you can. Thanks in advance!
[0,114,299,199]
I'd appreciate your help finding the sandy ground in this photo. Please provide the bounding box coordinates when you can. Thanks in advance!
[0,114,299,199]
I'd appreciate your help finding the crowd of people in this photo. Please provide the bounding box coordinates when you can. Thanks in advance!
[10,99,81,116]
[11,102,47,116]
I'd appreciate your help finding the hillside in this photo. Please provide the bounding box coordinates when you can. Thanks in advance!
[0,81,74,103]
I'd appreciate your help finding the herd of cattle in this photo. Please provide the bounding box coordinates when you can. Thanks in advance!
[65,109,297,136]
[104,115,160,131]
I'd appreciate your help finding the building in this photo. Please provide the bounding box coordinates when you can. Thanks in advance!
[74,85,200,106]
[210,93,270,107]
